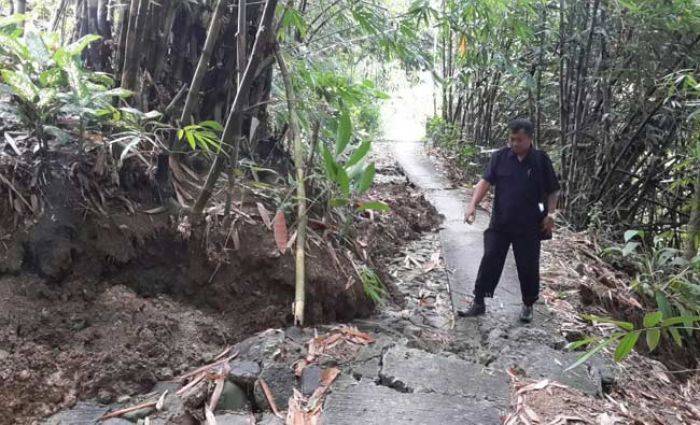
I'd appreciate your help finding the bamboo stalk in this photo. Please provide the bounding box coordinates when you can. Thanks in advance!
[191,0,278,216]
[178,0,227,127]
[275,46,306,326]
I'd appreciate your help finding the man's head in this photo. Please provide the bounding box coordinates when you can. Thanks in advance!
[508,118,534,155]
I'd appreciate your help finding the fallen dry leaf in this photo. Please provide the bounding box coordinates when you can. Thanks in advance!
[273,211,288,254]
[257,202,272,228]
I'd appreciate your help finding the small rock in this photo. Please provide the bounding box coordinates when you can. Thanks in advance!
[477,350,497,366]
[216,381,251,412]
[149,389,195,425]
[319,357,339,368]
[402,324,421,339]
[0,349,10,361]
[116,395,131,404]
[17,369,31,381]
[258,413,284,424]
[300,365,322,396]
[228,360,261,386]
[214,413,256,425]
[253,365,294,412]
[44,401,108,424]
[96,388,114,404]
[151,381,181,394]
[156,367,174,380]
[139,328,155,340]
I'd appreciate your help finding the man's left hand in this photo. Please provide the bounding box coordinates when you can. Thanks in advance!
[541,214,555,234]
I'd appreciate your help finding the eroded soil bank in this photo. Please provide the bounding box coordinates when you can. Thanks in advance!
[0,148,440,424]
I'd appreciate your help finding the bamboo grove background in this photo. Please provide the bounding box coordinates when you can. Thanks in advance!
[430,0,699,256]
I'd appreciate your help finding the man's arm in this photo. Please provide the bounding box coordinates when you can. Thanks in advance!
[464,179,491,224]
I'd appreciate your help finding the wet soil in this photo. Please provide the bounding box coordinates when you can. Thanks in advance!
[0,150,441,424]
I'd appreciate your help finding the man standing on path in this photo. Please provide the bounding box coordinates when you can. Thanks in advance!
[459,118,560,323]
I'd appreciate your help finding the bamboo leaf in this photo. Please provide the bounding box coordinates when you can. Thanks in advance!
[337,167,350,197]
[199,120,224,131]
[564,335,619,372]
[65,34,101,56]
[357,162,376,195]
[321,145,338,180]
[357,200,390,212]
[185,131,196,149]
[346,140,371,167]
[643,311,663,328]
[668,326,683,347]
[614,330,640,362]
[646,328,660,352]
[335,108,351,155]
[624,230,643,242]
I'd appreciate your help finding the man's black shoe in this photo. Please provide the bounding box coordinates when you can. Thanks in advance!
[457,302,486,317]
[519,305,533,323]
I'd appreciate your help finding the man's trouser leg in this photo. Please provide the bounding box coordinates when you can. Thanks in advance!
[473,229,510,299]
[512,233,541,305]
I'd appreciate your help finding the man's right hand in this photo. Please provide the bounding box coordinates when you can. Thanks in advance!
[464,204,476,224]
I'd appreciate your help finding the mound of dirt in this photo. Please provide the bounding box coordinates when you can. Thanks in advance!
[0,149,442,423]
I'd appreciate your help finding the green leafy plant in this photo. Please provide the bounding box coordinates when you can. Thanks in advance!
[567,230,700,370]
[603,230,700,322]
[320,107,389,213]
[177,120,224,153]
[0,17,131,151]
[108,108,167,168]
[358,265,388,304]
[566,312,700,371]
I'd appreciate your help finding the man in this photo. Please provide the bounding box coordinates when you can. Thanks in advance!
[459,118,560,323]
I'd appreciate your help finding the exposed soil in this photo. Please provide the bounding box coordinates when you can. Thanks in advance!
[0,148,441,424]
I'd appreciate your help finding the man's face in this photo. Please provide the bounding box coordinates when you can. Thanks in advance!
[509,129,532,155]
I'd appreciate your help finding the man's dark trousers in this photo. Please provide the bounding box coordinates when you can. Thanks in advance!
[473,229,540,305]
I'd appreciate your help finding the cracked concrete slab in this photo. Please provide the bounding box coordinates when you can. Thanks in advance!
[322,377,502,425]
[379,346,508,403]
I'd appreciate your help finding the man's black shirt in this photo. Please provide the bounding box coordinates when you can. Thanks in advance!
[483,146,560,234]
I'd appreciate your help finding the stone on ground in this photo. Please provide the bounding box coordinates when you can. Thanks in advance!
[253,364,295,411]
[43,401,108,424]
[214,412,256,425]
[228,360,262,386]
[217,381,251,412]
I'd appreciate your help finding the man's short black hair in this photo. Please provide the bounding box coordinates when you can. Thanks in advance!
[509,118,534,138]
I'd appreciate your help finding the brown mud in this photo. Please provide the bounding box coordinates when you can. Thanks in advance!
[0,150,440,423]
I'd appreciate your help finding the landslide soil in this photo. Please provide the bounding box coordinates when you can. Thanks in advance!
[0,160,439,424]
